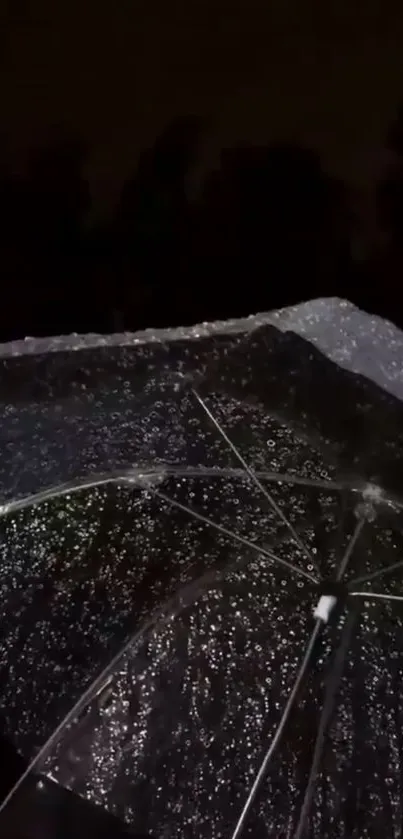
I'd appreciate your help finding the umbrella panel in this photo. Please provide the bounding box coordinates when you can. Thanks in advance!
[42,558,323,838]
[1,320,403,836]
[37,502,403,839]
[0,474,339,757]
[0,386,346,758]
[0,337,240,505]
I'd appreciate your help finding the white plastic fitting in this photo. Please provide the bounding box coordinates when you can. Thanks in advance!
[313,594,338,624]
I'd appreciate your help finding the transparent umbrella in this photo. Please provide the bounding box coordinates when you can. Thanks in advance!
[1,299,403,838]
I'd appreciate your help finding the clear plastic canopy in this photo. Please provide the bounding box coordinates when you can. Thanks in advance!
[1,300,403,839]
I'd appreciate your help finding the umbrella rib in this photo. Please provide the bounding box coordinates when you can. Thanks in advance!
[0,467,170,518]
[335,517,366,581]
[292,607,359,839]
[229,517,362,839]
[289,521,367,837]
[164,465,349,492]
[191,388,318,573]
[0,472,130,518]
[0,465,350,520]
[348,558,403,588]
[152,488,318,584]
[0,570,223,818]
[349,591,403,603]
[230,618,323,839]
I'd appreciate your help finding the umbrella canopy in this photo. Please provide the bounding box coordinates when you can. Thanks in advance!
[1,299,403,838]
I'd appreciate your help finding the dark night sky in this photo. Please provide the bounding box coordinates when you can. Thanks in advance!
[1,0,403,212]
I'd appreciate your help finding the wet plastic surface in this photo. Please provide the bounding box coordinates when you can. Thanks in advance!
[1,300,403,838]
